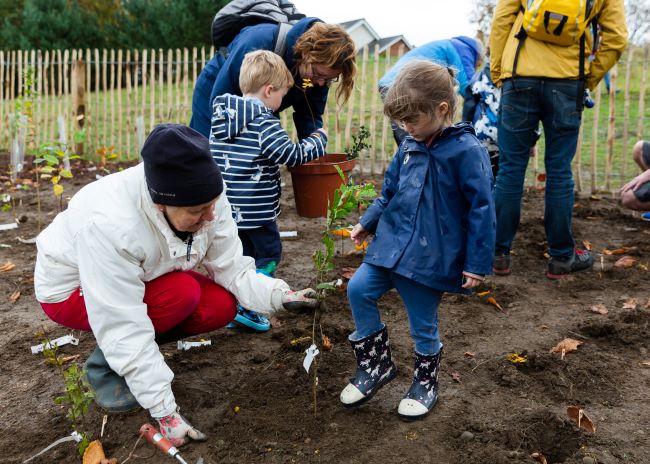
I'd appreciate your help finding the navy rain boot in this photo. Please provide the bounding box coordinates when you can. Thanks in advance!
[84,346,139,413]
[340,325,397,407]
[398,349,442,421]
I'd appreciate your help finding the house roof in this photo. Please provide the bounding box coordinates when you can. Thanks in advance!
[338,18,413,54]
[338,18,381,41]
[368,35,413,54]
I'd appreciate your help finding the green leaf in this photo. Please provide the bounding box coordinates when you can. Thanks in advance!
[33,158,46,164]
[59,169,73,178]
[43,154,59,165]
[73,129,86,144]
[317,282,336,290]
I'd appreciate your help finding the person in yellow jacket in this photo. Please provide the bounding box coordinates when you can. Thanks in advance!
[489,0,627,278]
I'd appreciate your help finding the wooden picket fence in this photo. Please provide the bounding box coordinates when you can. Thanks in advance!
[1,45,649,191]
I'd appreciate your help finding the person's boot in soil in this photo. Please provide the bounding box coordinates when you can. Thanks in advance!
[340,324,397,407]
[84,346,139,413]
[546,249,594,279]
[493,253,511,276]
[398,349,442,421]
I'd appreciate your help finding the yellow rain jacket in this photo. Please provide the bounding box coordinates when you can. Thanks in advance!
[490,0,628,90]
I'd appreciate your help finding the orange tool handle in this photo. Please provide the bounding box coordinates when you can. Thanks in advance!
[140,423,178,456]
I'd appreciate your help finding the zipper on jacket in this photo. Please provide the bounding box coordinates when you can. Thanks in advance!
[186,234,193,262]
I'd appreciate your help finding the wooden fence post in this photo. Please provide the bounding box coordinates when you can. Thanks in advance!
[605,64,617,192]
[636,46,648,145]
[590,83,602,194]
[621,48,634,185]
[72,55,86,156]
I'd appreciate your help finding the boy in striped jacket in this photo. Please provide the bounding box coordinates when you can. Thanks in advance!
[210,50,327,331]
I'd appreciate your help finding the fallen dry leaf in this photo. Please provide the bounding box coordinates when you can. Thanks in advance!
[0,261,16,272]
[476,290,490,297]
[645,298,650,309]
[589,303,608,315]
[83,440,115,464]
[622,298,637,310]
[506,353,527,364]
[614,255,637,268]
[340,267,357,280]
[582,240,592,251]
[530,452,548,464]
[331,227,351,237]
[289,336,311,346]
[486,296,503,311]
[269,316,284,328]
[603,246,637,255]
[463,351,475,358]
[641,361,650,367]
[451,372,461,383]
[9,290,20,304]
[638,263,648,271]
[321,335,333,351]
[537,173,546,182]
[354,240,368,251]
[567,406,596,433]
[550,338,582,357]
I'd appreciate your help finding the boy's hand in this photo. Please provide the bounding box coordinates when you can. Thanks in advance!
[350,223,369,245]
[461,271,484,289]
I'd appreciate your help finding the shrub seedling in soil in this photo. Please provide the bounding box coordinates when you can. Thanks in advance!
[37,331,94,456]
[344,125,371,160]
[309,165,376,413]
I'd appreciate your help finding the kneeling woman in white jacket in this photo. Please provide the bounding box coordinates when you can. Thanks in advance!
[34,123,317,446]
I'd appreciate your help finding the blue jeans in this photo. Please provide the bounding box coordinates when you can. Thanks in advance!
[238,221,282,273]
[347,263,442,355]
[495,78,582,258]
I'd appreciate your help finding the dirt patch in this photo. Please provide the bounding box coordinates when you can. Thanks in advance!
[1,160,649,463]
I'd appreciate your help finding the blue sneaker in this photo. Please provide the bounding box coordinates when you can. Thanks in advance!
[642,212,650,221]
[227,305,271,332]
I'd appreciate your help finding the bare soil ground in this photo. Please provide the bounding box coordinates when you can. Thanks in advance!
[0,159,649,464]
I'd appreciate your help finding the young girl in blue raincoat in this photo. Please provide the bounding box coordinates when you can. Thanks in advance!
[340,60,496,420]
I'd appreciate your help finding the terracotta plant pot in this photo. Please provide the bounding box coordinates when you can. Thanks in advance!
[288,153,356,218]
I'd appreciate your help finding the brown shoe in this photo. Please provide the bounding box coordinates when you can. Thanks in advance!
[493,253,511,276]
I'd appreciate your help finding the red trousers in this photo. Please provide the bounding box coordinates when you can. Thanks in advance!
[39,271,237,335]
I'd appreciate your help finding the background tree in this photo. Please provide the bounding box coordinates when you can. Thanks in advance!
[469,0,496,40]
[625,0,650,45]
[0,0,226,50]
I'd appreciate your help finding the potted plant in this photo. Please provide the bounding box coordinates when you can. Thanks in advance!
[289,125,371,218]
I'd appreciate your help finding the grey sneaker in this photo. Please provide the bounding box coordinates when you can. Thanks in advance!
[493,253,511,276]
[546,250,593,279]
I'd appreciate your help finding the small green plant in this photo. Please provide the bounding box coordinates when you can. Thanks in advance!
[313,166,376,298]
[344,125,371,160]
[308,166,376,414]
[38,332,94,456]
[33,142,77,212]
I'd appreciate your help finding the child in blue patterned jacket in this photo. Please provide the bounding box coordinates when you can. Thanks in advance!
[210,50,327,331]
[340,60,496,420]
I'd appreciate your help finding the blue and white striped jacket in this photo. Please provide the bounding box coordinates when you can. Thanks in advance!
[210,94,327,229]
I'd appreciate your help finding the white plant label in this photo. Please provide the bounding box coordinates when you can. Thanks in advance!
[31,334,79,354]
[303,343,320,373]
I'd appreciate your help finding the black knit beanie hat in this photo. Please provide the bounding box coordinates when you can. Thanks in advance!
[142,123,224,206]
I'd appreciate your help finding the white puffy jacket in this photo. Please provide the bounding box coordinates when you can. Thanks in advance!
[34,164,289,417]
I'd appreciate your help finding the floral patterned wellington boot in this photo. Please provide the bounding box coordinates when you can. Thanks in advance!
[398,349,442,420]
[340,324,397,407]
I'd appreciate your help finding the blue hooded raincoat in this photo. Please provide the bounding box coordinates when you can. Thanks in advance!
[360,123,496,294]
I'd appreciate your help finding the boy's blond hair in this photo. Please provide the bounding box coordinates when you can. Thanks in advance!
[383,60,457,123]
[239,50,294,94]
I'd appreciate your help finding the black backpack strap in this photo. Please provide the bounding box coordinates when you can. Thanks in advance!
[273,22,292,56]
[576,33,586,111]
[512,27,527,79]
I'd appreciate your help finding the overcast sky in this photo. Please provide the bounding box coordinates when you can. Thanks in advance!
[290,0,477,47]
